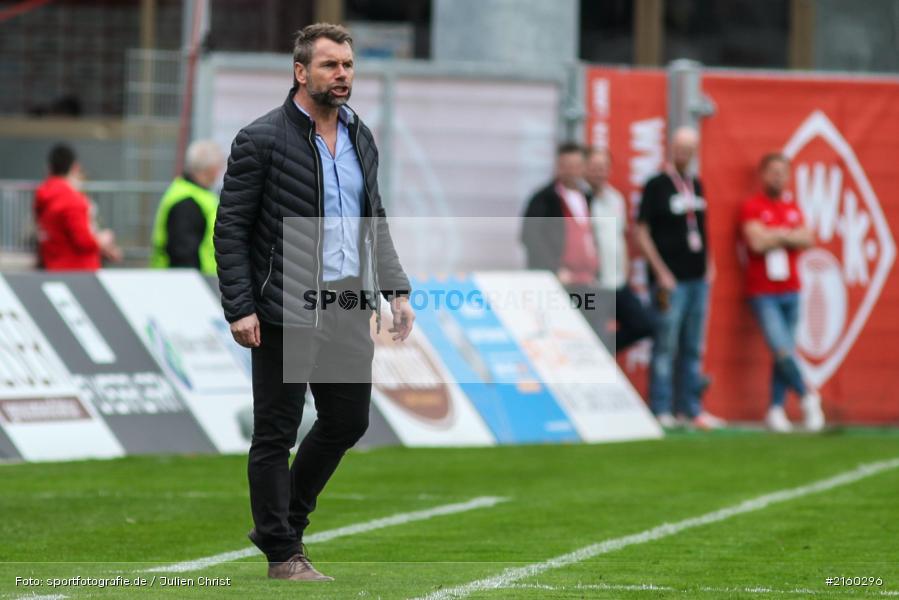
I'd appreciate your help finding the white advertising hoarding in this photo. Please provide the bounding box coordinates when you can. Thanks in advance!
[371,307,496,447]
[0,276,123,461]
[98,270,253,453]
[474,271,663,442]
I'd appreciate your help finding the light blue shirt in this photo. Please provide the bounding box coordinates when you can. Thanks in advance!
[295,101,363,280]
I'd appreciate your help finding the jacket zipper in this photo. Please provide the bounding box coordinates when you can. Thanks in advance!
[308,127,324,328]
[260,244,275,297]
[353,122,381,332]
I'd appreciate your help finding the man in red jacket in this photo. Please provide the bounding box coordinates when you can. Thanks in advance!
[34,144,121,270]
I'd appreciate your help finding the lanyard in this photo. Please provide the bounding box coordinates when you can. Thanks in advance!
[667,166,704,253]
[666,166,699,230]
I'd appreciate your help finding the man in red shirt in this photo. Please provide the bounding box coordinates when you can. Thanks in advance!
[34,144,121,270]
[740,152,823,432]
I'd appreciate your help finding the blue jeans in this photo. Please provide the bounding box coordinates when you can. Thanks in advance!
[748,292,807,407]
[649,278,708,418]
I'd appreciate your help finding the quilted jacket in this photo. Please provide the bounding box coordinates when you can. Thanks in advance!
[214,86,410,328]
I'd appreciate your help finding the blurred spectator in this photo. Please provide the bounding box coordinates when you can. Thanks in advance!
[521,143,614,348]
[636,127,722,430]
[740,153,824,432]
[586,147,656,351]
[34,144,122,271]
[150,140,225,274]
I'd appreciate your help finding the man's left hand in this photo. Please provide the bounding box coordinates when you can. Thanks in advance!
[389,296,415,341]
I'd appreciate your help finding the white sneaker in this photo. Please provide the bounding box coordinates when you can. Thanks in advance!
[766,406,793,433]
[656,413,679,428]
[801,392,825,432]
[692,411,726,430]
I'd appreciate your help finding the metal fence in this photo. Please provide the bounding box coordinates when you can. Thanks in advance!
[123,49,185,182]
[0,180,169,262]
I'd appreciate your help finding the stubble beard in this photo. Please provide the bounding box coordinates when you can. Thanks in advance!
[309,83,352,108]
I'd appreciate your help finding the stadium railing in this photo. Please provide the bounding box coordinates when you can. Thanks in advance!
[0,180,168,264]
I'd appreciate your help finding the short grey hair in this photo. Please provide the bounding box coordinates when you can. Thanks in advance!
[184,140,223,176]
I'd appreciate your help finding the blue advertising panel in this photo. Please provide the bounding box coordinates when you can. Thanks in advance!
[409,276,578,444]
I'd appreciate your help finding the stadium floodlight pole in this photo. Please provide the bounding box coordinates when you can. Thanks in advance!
[174,0,209,176]
[667,59,715,133]
[666,58,716,172]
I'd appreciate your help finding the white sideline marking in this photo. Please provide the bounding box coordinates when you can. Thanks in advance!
[502,583,899,596]
[413,458,899,600]
[147,496,507,573]
[13,595,68,600]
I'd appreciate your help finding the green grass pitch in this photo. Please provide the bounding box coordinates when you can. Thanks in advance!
[1,429,898,599]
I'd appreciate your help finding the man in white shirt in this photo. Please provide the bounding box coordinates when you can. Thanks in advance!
[585,147,655,351]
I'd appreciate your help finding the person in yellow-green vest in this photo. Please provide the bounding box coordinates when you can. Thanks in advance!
[150,140,225,274]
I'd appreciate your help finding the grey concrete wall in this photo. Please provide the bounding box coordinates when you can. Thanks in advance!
[432,0,579,64]
[0,137,126,181]
[0,118,178,182]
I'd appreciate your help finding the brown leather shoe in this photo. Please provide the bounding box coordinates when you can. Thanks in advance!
[267,545,333,581]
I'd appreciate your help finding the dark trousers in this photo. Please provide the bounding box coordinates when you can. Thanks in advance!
[566,283,656,353]
[248,294,374,563]
[614,285,657,351]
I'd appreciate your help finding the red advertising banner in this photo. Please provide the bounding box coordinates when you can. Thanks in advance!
[701,73,899,423]
[585,66,667,212]
[584,66,667,399]
[586,67,899,424]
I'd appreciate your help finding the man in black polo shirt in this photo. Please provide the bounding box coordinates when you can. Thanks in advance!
[636,127,722,430]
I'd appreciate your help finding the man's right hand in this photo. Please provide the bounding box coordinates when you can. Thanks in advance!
[657,268,677,292]
[230,313,261,348]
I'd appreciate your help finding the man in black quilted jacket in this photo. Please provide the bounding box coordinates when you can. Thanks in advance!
[214,23,414,581]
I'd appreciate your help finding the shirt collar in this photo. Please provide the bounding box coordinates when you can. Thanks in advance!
[293,100,353,126]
